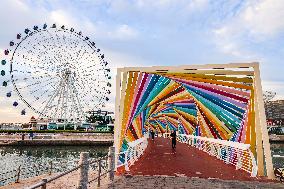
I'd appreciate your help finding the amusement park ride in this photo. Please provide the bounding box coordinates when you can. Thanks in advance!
[1,23,113,130]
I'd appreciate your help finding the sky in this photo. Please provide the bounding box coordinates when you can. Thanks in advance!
[1,0,284,123]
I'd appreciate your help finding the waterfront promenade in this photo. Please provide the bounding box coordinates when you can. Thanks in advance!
[0,133,113,146]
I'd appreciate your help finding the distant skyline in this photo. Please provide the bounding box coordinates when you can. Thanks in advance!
[1,0,284,123]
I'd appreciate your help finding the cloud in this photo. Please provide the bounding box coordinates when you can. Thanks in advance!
[185,0,208,11]
[213,0,284,57]
[49,10,78,27]
[109,24,138,40]
[241,0,284,37]
[48,9,98,36]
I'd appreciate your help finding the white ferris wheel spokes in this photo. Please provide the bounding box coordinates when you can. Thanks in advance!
[2,24,111,122]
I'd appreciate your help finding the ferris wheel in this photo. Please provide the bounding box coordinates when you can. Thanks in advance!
[1,23,111,122]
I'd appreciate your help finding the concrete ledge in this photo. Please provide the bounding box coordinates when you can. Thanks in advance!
[0,139,113,146]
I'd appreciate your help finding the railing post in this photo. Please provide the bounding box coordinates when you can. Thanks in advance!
[41,179,47,189]
[125,150,129,171]
[97,160,101,187]
[225,146,230,164]
[49,161,53,175]
[15,165,21,183]
[217,144,221,159]
[108,146,115,181]
[198,140,202,150]
[250,150,258,177]
[77,152,89,189]
[236,150,242,170]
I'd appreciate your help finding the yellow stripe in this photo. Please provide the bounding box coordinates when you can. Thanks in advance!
[158,73,253,83]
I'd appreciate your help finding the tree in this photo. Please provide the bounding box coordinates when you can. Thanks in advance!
[263,91,276,103]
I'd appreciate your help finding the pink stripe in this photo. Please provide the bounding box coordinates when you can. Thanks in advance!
[126,72,144,129]
[183,82,248,109]
[173,78,249,103]
[170,77,250,97]
[133,74,152,117]
[167,99,195,104]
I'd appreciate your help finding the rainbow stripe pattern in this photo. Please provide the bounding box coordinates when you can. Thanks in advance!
[116,64,262,165]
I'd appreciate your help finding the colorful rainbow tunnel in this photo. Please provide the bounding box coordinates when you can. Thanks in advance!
[114,63,273,177]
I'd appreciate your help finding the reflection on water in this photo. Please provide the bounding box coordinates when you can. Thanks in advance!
[0,146,109,186]
[270,143,284,168]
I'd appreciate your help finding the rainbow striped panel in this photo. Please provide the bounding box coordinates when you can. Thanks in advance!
[117,67,256,164]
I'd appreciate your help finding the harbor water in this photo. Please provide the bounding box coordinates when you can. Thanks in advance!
[0,145,109,186]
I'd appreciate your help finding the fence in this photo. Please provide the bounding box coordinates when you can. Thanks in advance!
[116,133,149,171]
[0,155,89,187]
[0,132,113,141]
[176,134,258,177]
[6,147,116,189]
[0,161,55,186]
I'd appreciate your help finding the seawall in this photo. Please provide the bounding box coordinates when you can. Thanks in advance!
[0,139,113,146]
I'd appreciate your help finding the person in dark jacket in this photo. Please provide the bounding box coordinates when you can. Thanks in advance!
[150,129,155,140]
[29,132,34,140]
[170,130,176,149]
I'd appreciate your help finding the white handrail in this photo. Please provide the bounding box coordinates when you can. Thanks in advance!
[176,134,258,177]
[178,134,251,150]
[116,133,149,170]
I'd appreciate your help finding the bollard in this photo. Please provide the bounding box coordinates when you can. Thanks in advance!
[108,146,115,181]
[15,165,21,183]
[49,161,53,175]
[41,179,47,189]
[105,155,108,168]
[97,160,101,187]
[77,152,89,189]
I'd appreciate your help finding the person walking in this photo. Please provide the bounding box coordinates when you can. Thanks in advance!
[150,129,155,140]
[170,130,177,149]
[29,131,34,140]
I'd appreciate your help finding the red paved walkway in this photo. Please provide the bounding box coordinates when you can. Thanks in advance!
[125,137,270,181]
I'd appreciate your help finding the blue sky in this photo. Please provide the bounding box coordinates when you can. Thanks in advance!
[1,0,284,122]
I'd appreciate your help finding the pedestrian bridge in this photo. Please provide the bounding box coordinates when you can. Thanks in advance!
[114,63,274,179]
[116,134,260,180]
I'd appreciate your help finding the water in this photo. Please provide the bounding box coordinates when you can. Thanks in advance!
[0,145,109,186]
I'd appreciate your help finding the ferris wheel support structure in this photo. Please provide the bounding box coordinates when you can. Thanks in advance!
[40,69,84,123]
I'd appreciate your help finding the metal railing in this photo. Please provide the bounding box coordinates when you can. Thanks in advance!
[0,161,54,186]
[27,165,82,189]
[116,133,149,171]
[25,147,115,189]
[176,134,258,177]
